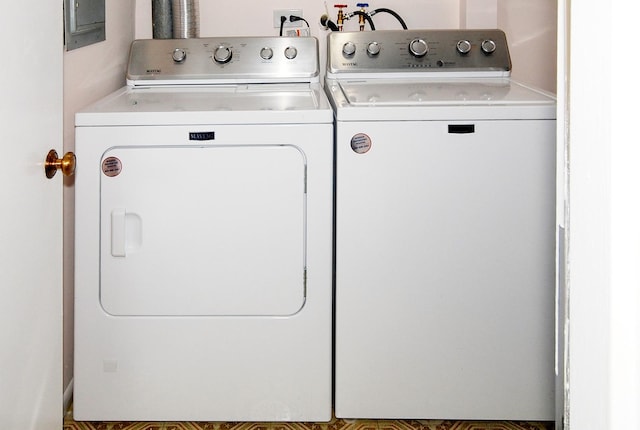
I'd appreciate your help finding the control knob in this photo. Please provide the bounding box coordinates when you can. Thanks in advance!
[284,46,298,60]
[367,41,381,56]
[456,40,472,55]
[260,47,273,60]
[408,38,428,57]
[481,39,497,55]
[172,48,187,63]
[213,45,232,64]
[342,41,356,56]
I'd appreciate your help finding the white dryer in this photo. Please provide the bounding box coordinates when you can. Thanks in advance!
[74,36,333,421]
[325,30,556,420]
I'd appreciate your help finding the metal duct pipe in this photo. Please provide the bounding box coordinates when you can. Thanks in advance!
[172,0,200,38]
[152,0,173,39]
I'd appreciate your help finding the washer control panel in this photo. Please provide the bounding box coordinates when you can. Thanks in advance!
[326,29,511,76]
[127,36,320,85]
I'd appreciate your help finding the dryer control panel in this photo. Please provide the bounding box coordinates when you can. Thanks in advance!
[326,29,512,78]
[127,36,320,85]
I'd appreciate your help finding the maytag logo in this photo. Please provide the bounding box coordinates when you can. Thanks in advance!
[146,69,161,74]
[189,131,216,141]
[342,62,357,67]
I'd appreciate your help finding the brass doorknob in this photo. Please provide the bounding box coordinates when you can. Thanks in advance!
[45,149,76,179]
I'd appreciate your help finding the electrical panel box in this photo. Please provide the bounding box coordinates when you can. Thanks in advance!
[65,0,105,51]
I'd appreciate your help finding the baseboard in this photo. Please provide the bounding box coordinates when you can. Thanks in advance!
[63,378,73,414]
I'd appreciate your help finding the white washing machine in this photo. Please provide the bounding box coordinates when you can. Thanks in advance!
[325,30,556,420]
[74,36,333,421]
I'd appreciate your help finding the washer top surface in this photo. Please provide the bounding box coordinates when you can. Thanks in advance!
[331,78,552,106]
[325,77,556,121]
[324,29,556,121]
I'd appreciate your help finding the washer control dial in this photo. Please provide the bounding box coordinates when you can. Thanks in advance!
[172,48,187,63]
[367,41,381,56]
[343,41,356,56]
[409,38,429,57]
[481,39,497,54]
[213,45,232,64]
[456,40,472,54]
[260,47,274,60]
[284,46,298,59]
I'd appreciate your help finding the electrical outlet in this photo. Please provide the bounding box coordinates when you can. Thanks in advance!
[273,9,303,28]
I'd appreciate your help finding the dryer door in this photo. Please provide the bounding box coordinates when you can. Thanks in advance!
[99,145,306,316]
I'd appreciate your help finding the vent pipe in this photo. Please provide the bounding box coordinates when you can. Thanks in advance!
[152,0,173,39]
[172,0,200,38]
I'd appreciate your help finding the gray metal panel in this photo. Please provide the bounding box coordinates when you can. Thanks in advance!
[65,0,105,51]
[327,29,511,76]
[126,37,320,85]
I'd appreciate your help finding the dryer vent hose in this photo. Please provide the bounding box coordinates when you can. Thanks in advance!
[152,0,173,39]
[152,0,200,39]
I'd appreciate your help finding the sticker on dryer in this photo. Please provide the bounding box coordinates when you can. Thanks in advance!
[102,157,122,177]
[351,133,372,154]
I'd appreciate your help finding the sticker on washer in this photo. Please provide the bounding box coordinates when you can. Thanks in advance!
[102,157,122,177]
[351,133,372,154]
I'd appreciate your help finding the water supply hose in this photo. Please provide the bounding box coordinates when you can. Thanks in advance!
[370,8,408,29]
[348,10,375,30]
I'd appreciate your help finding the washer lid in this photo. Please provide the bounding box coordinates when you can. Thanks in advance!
[325,78,556,121]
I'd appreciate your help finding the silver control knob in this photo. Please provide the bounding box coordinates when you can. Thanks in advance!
[342,41,356,56]
[409,38,429,57]
[260,47,273,60]
[456,40,472,55]
[172,48,187,63]
[213,45,232,64]
[481,39,497,55]
[284,46,298,60]
[367,41,381,56]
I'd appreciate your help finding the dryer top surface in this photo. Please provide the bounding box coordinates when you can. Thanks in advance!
[76,83,333,126]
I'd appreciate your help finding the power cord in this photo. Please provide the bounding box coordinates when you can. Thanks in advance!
[289,15,310,29]
[280,14,310,36]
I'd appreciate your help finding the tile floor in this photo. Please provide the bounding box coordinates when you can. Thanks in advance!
[63,406,554,430]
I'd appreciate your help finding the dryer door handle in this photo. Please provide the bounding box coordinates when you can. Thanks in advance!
[111,209,126,257]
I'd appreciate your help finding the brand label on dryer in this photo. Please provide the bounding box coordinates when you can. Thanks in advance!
[189,131,216,141]
[351,133,372,154]
[102,157,122,177]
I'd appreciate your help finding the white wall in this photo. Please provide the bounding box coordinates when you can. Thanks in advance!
[62,2,136,398]
[610,1,640,425]
[136,1,460,37]
[567,0,640,427]
[566,2,611,429]
[497,0,557,93]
